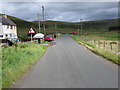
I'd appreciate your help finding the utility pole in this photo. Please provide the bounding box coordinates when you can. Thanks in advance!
[55,23,57,34]
[38,13,40,33]
[42,6,46,35]
[80,18,83,35]
[77,29,79,35]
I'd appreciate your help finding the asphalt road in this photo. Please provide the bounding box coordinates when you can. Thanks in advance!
[13,35,118,88]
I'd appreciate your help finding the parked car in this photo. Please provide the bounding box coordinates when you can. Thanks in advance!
[45,35,54,41]
[69,32,77,35]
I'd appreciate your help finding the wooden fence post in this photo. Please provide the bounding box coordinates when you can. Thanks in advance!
[104,40,105,49]
[94,39,95,46]
[99,40,100,47]
[110,44,112,51]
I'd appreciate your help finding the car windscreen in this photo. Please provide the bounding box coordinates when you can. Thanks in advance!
[46,35,53,37]
[46,36,52,38]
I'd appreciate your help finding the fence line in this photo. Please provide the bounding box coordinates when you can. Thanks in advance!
[78,36,119,54]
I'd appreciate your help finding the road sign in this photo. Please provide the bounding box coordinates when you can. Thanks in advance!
[28,28,35,34]
[28,28,35,42]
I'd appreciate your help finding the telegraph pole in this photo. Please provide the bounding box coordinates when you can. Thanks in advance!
[55,23,57,34]
[42,6,46,35]
[80,18,83,35]
[38,13,40,33]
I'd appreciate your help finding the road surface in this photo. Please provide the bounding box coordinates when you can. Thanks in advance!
[12,35,118,88]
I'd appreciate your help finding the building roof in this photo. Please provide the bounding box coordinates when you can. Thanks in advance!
[0,16,16,26]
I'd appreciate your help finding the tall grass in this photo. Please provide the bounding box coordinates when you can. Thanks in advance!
[0,48,2,90]
[2,43,48,88]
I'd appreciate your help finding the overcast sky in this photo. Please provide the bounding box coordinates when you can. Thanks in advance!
[0,2,118,22]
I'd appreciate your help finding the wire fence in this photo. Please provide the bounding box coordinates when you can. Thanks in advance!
[78,35,119,54]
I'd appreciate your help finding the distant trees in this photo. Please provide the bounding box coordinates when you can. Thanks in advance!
[109,26,120,31]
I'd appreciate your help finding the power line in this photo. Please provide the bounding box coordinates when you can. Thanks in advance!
[38,13,41,33]
[44,8,50,20]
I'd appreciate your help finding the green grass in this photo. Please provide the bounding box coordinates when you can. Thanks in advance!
[41,41,49,44]
[2,43,48,88]
[86,32,119,40]
[79,32,119,41]
[94,48,119,64]
[0,48,2,90]
[72,35,119,64]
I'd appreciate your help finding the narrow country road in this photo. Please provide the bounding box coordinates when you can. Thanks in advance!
[12,35,118,88]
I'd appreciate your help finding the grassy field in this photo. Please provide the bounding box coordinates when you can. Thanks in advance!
[83,32,119,40]
[2,43,48,88]
[72,32,119,64]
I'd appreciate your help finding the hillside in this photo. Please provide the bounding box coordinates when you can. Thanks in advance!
[0,14,119,37]
[33,18,119,33]
[82,18,118,32]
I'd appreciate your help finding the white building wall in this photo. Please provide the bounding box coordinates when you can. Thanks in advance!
[0,23,4,39]
[0,22,2,34]
[10,26,17,35]
[0,25,17,39]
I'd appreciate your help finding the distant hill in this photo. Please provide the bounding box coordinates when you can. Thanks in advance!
[0,14,119,37]
[82,18,118,32]
[33,18,119,33]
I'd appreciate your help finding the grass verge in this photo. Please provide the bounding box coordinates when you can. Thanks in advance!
[72,35,119,65]
[2,43,48,88]
[0,48,2,89]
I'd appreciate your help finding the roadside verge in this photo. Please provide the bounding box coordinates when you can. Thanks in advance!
[2,43,48,88]
[71,35,119,65]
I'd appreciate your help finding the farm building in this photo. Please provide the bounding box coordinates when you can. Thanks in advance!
[0,14,17,40]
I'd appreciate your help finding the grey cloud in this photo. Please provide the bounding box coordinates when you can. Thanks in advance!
[0,2,118,22]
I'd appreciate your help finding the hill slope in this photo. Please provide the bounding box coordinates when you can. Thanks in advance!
[0,14,119,37]
[33,18,119,33]
[82,18,118,31]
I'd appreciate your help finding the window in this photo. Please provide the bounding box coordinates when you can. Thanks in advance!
[5,34,8,37]
[7,26,9,29]
[11,25,13,29]
[10,34,12,37]
[0,35,3,37]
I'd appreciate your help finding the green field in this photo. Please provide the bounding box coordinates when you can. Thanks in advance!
[78,32,119,41]
[2,43,48,88]
[72,33,119,64]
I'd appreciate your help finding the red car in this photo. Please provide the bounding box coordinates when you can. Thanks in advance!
[45,35,54,41]
[69,32,77,35]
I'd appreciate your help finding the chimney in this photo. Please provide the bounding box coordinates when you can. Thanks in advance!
[3,14,7,18]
